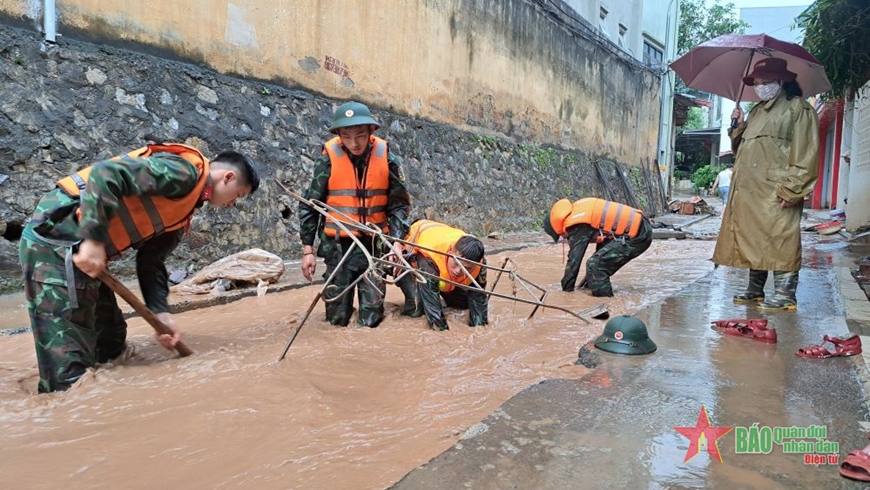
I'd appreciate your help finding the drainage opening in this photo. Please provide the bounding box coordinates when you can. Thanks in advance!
[2,221,23,241]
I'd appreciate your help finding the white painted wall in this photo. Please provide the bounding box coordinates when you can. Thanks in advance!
[837,99,853,211]
[564,0,645,59]
[846,83,870,232]
[641,0,680,193]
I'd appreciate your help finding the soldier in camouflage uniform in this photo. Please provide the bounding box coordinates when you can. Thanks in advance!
[397,220,488,331]
[299,102,411,328]
[543,197,652,297]
[19,144,260,393]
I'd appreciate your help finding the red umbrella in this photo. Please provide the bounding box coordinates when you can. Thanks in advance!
[669,34,831,102]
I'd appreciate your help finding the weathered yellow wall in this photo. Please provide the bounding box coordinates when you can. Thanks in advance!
[0,0,27,18]
[1,0,660,165]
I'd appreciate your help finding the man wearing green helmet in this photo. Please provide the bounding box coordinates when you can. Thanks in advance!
[298,101,411,328]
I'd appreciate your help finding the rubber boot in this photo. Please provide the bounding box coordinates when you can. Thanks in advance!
[397,275,423,317]
[733,269,768,303]
[758,271,798,311]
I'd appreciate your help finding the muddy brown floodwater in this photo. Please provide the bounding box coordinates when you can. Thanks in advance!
[0,240,714,489]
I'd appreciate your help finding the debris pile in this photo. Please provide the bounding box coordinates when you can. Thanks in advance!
[171,248,285,295]
[667,196,716,216]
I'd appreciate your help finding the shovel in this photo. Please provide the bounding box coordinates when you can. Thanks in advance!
[98,271,193,357]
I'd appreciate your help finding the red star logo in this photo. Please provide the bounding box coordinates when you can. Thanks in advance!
[673,405,733,463]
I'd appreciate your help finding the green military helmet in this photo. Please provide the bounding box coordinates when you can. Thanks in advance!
[594,315,657,355]
[329,101,380,133]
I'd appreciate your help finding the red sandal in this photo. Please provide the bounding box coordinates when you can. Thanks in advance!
[711,321,777,344]
[711,318,768,329]
[841,437,870,482]
[796,334,862,359]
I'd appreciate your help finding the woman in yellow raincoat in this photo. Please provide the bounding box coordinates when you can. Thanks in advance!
[712,57,819,310]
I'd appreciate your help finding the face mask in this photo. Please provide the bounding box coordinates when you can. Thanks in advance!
[754,82,781,101]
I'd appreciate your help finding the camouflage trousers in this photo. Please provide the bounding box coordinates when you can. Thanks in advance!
[585,218,653,297]
[321,237,385,327]
[19,232,127,393]
[397,255,489,330]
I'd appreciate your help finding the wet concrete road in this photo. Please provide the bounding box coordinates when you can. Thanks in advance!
[391,249,870,489]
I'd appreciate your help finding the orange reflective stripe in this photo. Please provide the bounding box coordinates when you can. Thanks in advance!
[323,135,390,237]
[563,198,643,239]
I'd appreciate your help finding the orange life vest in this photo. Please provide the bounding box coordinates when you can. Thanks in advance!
[406,220,482,293]
[550,198,643,239]
[57,143,209,259]
[323,135,390,237]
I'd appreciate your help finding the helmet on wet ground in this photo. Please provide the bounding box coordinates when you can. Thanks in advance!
[329,101,380,133]
[594,315,657,355]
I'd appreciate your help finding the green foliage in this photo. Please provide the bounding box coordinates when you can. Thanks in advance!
[676,143,713,176]
[677,106,708,136]
[14,55,24,65]
[678,0,749,55]
[627,168,650,210]
[519,143,560,169]
[691,164,718,191]
[628,167,644,190]
[260,86,271,96]
[564,152,579,165]
[684,107,707,130]
[798,0,870,100]
[473,134,499,146]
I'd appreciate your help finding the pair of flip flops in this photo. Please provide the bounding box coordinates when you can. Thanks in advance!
[841,435,870,482]
[796,334,862,359]
[710,318,777,344]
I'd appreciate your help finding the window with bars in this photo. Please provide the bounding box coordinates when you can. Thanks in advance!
[643,40,663,68]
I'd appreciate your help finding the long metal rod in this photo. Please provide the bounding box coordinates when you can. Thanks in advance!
[398,266,593,323]
[274,180,422,283]
[275,178,595,322]
[276,179,521,284]
[276,238,357,360]
[277,290,322,362]
[527,291,548,320]
[488,257,513,292]
[511,271,547,297]
[319,243,363,304]
[273,178,600,361]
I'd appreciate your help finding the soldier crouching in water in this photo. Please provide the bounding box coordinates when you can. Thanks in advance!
[19,144,260,393]
[543,197,652,296]
[298,101,411,328]
[396,219,488,331]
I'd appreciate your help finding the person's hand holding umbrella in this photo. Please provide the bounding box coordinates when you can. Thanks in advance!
[731,105,744,126]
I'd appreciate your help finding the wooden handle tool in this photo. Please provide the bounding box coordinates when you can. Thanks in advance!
[98,271,193,357]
